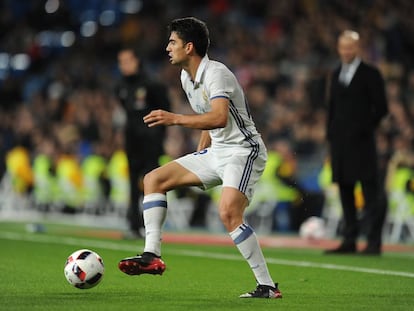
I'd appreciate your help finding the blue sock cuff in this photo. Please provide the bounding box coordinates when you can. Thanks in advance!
[143,200,167,210]
[233,224,254,245]
[142,193,167,210]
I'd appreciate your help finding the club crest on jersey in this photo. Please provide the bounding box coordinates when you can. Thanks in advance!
[202,89,208,103]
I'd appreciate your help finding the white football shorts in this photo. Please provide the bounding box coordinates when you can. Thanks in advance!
[174,140,267,202]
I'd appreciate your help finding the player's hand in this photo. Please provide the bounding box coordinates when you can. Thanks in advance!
[143,109,177,127]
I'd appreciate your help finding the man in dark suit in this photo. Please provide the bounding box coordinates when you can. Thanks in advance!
[325,30,388,255]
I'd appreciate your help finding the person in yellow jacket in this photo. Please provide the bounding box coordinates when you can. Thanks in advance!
[386,150,414,233]
[32,138,58,211]
[81,144,109,214]
[107,148,130,214]
[55,153,83,213]
[6,146,33,194]
[247,140,301,233]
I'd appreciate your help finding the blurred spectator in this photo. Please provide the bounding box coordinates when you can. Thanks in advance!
[6,146,33,194]
[115,47,170,238]
[32,135,58,211]
[290,117,326,231]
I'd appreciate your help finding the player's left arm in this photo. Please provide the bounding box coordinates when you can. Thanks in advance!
[143,97,229,130]
[368,68,388,127]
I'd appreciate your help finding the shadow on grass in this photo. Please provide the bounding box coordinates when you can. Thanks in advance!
[3,290,284,311]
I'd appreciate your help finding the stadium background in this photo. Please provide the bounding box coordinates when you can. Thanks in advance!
[0,0,413,242]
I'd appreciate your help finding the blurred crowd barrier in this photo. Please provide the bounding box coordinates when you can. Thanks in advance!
[1,145,413,243]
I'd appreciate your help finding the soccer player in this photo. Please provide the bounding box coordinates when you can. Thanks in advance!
[118,17,282,299]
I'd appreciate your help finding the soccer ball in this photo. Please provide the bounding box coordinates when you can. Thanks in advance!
[64,249,104,289]
[299,216,326,241]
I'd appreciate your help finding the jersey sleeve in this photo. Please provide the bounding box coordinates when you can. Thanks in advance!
[206,65,234,100]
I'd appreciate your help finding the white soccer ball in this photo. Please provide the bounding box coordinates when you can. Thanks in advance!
[64,249,104,289]
[299,216,326,241]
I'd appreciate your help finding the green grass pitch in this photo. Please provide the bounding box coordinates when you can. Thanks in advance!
[0,221,413,311]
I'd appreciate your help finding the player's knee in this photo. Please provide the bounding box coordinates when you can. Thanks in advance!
[219,206,241,232]
[218,208,230,225]
[143,170,166,192]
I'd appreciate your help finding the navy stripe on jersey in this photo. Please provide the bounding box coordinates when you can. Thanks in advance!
[229,100,260,193]
[210,95,229,100]
[228,101,255,145]
[244,97,252,118]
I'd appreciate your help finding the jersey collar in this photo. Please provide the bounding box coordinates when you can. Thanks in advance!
[194,55,209,85]
[182,55,209,89]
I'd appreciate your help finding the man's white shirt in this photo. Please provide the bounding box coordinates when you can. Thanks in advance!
[339,57,361,86]
[180,55,261,149]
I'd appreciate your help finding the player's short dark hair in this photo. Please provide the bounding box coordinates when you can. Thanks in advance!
[168,17,210,57]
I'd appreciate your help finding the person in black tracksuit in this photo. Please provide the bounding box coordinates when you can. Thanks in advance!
[116,48,170,238]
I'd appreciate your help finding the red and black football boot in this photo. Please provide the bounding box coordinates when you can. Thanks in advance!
[118,252,166,276]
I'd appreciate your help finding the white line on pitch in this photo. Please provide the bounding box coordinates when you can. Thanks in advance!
[1,231,414,278]
[172,249,414,278]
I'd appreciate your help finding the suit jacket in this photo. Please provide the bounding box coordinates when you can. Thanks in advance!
[326,61,388,183]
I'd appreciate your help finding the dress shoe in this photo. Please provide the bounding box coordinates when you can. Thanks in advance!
[359,246,381,256]
[324,243,356,254]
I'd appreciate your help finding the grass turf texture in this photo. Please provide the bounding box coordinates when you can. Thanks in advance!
[0,221,413,311]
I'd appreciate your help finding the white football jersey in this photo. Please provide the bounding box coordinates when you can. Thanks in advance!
[181,56,261,149]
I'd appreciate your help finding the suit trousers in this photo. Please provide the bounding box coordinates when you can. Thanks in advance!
[338,179,387,248]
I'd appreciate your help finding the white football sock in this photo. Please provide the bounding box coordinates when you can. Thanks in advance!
[142,193,167,257]
[230,223,274,287]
